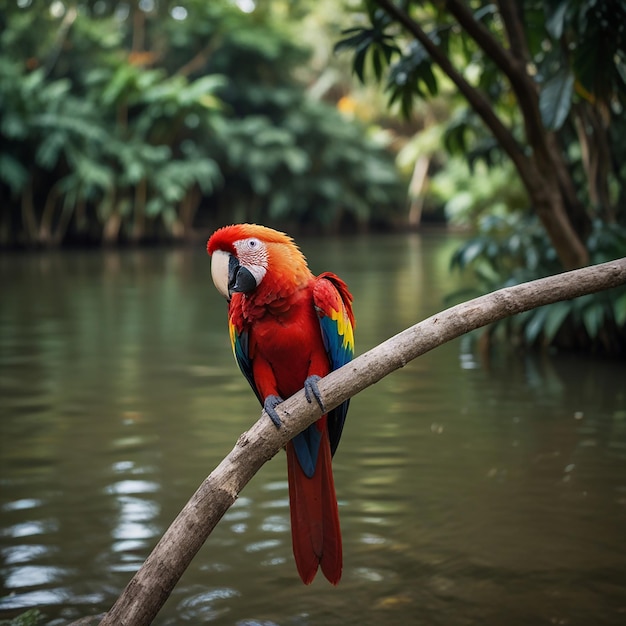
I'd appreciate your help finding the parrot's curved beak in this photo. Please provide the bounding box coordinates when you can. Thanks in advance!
[210,249,231,300]
[210,250,257,301]
[229,262,256,296]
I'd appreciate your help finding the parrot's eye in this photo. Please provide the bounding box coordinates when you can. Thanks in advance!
[246,238,260,249]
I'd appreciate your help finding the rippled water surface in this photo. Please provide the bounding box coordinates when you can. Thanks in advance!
[1,234,625,625]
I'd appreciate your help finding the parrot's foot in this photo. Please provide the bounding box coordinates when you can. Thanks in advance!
[263,395,284,429]
[304,375,326,412]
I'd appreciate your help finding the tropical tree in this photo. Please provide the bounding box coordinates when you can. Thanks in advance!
[336,0,626,351]
[337,0,625,267]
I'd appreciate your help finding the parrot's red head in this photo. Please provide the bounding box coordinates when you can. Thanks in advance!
[207,224,312,302]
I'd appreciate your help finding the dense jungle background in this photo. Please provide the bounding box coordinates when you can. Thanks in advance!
[1,0,625,351]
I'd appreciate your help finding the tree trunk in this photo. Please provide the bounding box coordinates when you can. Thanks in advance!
[373,0,591,269]
[524,166,590,269]
[21,179,38,244]
[449,0,590,267]
[408,154,429,227]
[131,179,147,243]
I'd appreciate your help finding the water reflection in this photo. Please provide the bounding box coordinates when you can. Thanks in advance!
[1,236,625,625]
[176,586,240,622]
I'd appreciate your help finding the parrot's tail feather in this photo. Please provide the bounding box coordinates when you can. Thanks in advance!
[286,436,342,585]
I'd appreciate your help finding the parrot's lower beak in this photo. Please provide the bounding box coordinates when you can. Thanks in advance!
[228,261,256,296]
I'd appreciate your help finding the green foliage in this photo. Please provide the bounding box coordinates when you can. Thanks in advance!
[338,0,625,129]
[336,2,485,119]
[337,0,626,219]
[539,68,574,131]
[0,0,404,246]
[210,98,403,228]
[339,0,626,351]
[387,37,440,118]
[334,4,399,83]
[450,215,626,353]
[0,609,43,626]
[430,158,527,225]
[545,0,626,106]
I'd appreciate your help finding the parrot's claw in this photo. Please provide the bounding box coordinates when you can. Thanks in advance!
[304,375,326,412]
[263,395,284,429]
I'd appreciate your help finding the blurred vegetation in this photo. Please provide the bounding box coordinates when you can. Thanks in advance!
[0,0,405,247]
[338,0,626,352]
[2,0,625,351]
[0,609,43,626]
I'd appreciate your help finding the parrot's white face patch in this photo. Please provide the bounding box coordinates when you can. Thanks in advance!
[234,238,268,285]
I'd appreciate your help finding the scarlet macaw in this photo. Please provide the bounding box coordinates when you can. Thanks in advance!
[207,224,355,585]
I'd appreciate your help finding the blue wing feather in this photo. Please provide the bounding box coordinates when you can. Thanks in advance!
[230,321,263,405]
[313,274,355,457]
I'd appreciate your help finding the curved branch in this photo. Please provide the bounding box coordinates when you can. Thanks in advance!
[372,0,531,185]
[374,0,589,268]
[495,0,531,64]
[446,0,525,76]
[446,0,588,232]
[445,0,541,130]
[494,1,589,235]
[444,0,551,166]
[95,258,626,626]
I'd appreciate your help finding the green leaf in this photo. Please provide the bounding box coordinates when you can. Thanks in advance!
[333,29,368,53]
[179,74,226,108]
[0,153,28,193]
[101,64,138,106]
[353,48,368,83]
[613,291,626,327]
[0,111,28,139]
[317,177,343,200]
[539,68,574,130]
[36,131,66,170]
[282,147,309,174]
[544,0,570,39]
[146,197,166,218]
[3,608,44,626]
[421,65,438,96]
[524,305,549,345]
[543,301,571,342]
[268,192,291,219]
[372,47,383,81]
[582,302,605,339]
[457,239,487,268]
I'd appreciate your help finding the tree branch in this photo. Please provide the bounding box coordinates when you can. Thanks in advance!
[372,0,531,186]
[374,0,589,268]
[495,0,531,64]
[95,258,626,626]
[445,0,550,165]
[447,0,589,240]
[446,0,524,77]
[497,1,590,237]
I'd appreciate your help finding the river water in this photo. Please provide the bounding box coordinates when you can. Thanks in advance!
[1,233,625,625]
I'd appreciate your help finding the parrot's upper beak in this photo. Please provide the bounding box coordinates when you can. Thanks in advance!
[210,249,231,300]
[210,250,257,301]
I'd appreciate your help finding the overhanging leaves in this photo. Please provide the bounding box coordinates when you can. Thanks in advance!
[539,68,574,130]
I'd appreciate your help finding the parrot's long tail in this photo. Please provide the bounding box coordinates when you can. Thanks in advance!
[286,434,342,585]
